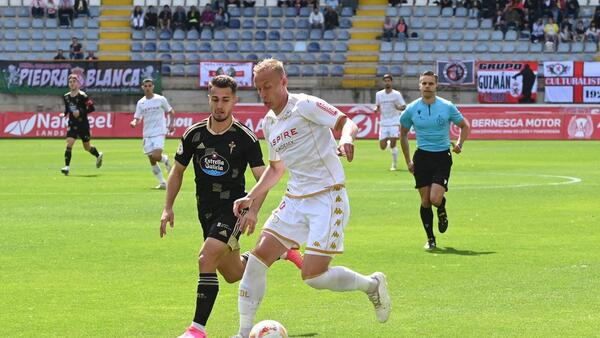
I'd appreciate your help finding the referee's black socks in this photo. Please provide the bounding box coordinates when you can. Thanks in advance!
[89,146,100,157]
[420,206,434,239]
[64,147,72,166]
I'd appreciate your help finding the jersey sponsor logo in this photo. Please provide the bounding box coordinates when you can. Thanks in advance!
[200,151,230,176]
[316,101,339,116]
[270,128,298,146]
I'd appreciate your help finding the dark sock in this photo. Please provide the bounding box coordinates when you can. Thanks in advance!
[65,147,72,166]
[420,206,434,239]
[89,146,99,157]
[193,273,219,326]
[438,197,446,211]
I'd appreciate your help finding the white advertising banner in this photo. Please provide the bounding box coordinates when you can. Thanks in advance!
[199,61,254,88]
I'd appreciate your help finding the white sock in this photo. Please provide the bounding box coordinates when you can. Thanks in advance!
[151,164,165,184]
[161,154,168,163]
[391,147,398,166]
[238,254,268,337]
[304,266,377,293]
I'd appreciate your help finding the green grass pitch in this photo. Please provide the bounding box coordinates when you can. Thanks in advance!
[1,139,599,337]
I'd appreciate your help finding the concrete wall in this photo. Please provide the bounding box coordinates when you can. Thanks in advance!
[0,76,490,112]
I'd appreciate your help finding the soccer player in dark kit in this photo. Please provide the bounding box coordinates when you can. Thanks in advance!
[159,75,302,338]
[60,74,103,175]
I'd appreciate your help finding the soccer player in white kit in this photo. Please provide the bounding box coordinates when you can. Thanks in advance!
[374,74,406,171]
[231,59,392,338]
[130,78,175,189]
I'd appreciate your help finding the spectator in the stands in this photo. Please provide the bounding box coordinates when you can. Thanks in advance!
[382,16,395,41]
[200,4,215,33]
[294,0,308,15]
[324,5,339,30]
[243,0,256,7]
[565,0,579,19]
[58,0,74,26]
[187,5,201,31]
[227,0,241,7]
[493,10,508,34]
[214,7,229,29]
[479,0,496,18]
[531,17,545,42]
[145,5,158,30]
[324,0,339,10]
[47,0,57,17]
[544,16,559,46]
[464,0,480,18]
[309,6,324,29]
[85,51,98,60]
[131,5,144,30]
[396,17,409,39]
[439,0,453,9]
[31,0,46,18]
[172,6,187,30]
[585,22,598,42]
[593,6,600,27]
[74,0,91,18]
[573,19,585,41]
[541,0,559,23]
[158,5,172,31]
[278,0,291,6]
[559,23,573,42]
[54,49,67,60]
[69,37,84,59]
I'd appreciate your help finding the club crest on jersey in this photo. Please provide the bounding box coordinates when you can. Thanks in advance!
[200,151,230,176]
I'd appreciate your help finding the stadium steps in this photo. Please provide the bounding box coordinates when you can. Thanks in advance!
[341,0,389,85]
[97,4,133,61]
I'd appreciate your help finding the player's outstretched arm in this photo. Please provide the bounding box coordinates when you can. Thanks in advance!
[160,161,186,238]
[233,161,285,220]
[400,127,413,173]
[238,165,268,236]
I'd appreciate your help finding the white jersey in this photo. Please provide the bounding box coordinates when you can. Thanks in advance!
[134,94,173,138]
[375,89,405,127]
[263,93,346,197]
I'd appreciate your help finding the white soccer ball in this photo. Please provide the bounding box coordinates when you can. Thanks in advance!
[249,320,288,338]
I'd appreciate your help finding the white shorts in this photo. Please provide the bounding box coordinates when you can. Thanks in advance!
[379,125,400,140]
[262,186,349,256]
[143,135,165,154]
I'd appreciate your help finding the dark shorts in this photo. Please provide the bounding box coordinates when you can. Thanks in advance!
[66,125,91,142]
[413,148,453,191]
[198,203,242,250]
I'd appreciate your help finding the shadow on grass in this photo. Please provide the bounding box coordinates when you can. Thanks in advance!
[427,247,496,256]
[70,174,99,178]
[289,334,318,337]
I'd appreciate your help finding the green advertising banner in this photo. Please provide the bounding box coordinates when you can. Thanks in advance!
[0,61,162,95]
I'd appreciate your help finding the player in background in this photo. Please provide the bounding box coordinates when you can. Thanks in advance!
[399,71,470,250]
[61,74,103,175]
[159,75,302,338]
[231,59,391,338]
[374,74,406,171]
[130,78,174,189]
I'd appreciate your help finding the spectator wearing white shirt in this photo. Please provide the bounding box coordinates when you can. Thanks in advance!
[309,6,324,29]
[31,0,46,18]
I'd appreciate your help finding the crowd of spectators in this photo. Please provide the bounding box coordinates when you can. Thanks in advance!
[30,0,92,26]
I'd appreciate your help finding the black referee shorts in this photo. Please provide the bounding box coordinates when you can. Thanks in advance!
[412,148,453,191]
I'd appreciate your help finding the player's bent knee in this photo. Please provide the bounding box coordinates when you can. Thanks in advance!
[304,271,330,290]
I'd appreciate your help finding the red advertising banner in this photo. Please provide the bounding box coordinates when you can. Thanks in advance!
[1,105,599,140]
[477,61,538,103]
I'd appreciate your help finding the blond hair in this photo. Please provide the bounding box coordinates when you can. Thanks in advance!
[253,58,286,77]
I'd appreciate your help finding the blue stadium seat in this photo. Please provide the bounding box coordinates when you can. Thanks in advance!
[44,40,58,52]
[242,19,254,29]
[3,42,17,52]
[476,31,490,40]
[32,18,44,28]
[394,42,406,52]
[298,18,310,29]
[379,53,391,62]
[386,7,397,16]
[422,32,435,41]
[187,29,200,39]
[253,41,266,52]
[132,30,144,40]
[380,42,392,52]
[323,30,336,40]
[299,7,311,17]
[489,44,501,53]
[335,42,348,52]
[309,29,322,40]
[285,7,296,17]
[287,65,300,76]
[466,18,479,29]
[229,7,241,17]
[556,43,570,53]
[491,31,504,41]
[246,53,259,61]
[516,43,529,53]
[186,64,199,76]
[441,7,453,17]
[317,65,329,76]
[73,18,85,28]
[199,42,211,52]
[230,53,243,60]
[158,41,171,52]
[337,30,350,40]
[172,54,185,63]
[453,18,466,29]
[332,54,346,63]
[1,7,16,17]
[398,7,411,17]
[339,18,352,29]
[302,65,315,76]
[584,42,597,53]
[185,42,198,52]
[18,30,31,40]
[283,18,296,29]
[502,43,516,53]
[255,30,267,40]
[257,7,269,17]
[280,42,294,52]
[267,41,279,52]
[145,30,157,39]
[144,42,157,52]
[340,7,353,17]
[172,29,185,40]
[3,18,17,28]
[282,30,294,40]
[268,30,280,40]
[32,30,44,40]
[228,31,241,40]
[307,42,320,52]
[331,65,344,76]
[171,65,185,76]
[159,29,172,40]
[18,43,30,52]
[256,18,268,29]
[321,41,334,52]
[240,41,253,52]
[407,41,419,53]
[530,43,543,52]
[229,19,241,29]
[480,19,492,29]
[162,64,171,75]
[88,19,99,28]
[225,41,240,53]
[270,18,282,29]
[132,41,143,52]
[462,42,474,53]
[213,30,226,40]
[131,53,143,61]
[200,29,213,40]
[295,30,308,40]
[160,53,172,61]
[73,31,84,40]
[464,31,476,41]
[390,65,402,76]
[240,31,253,40]
[270,7,283,17]
[505,30,517,40]
[242,7,255,17]
[171,41,184,52]
[3,31,17,40]
[86,31,99,40]
[411,17,424,29]
[434,43,447,53]
[18,6,30,17]
[294,41,307,52]
[319,53,331,63]
[90,6,100,17]
[455,7,467,16]
[427,6,440,16]
[425,19,438,29]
